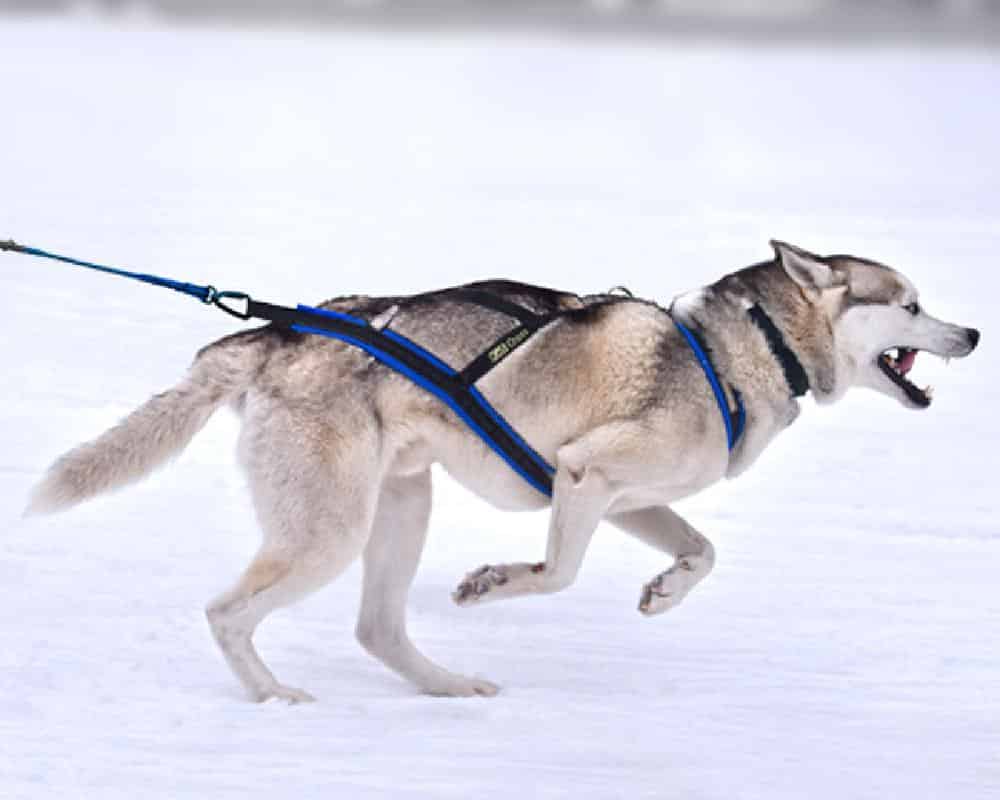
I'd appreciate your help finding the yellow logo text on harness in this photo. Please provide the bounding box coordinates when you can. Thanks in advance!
[488,328,531,364]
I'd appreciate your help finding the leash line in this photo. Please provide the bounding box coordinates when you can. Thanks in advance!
[2,238,255,321]
[1,239,220,304]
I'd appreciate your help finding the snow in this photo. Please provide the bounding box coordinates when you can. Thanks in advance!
[1,13,998,800]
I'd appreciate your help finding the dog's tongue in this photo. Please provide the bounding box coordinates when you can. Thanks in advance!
[898,349,917,376]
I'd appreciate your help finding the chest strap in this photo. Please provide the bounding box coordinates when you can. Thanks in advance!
[672,319,746,451]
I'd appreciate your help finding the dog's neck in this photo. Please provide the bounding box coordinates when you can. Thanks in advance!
[714,259,840,401]
[744,303,810,398]
[670,269,813,404]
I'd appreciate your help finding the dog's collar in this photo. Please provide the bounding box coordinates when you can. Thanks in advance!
[746,304,810,398]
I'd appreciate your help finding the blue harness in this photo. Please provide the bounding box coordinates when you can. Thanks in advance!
[1,239,747,497]
[290,303,557,496]
[672,319,746,451]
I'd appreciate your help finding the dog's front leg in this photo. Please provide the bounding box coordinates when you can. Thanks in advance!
[453,455,614,606]
[607,505,715,616]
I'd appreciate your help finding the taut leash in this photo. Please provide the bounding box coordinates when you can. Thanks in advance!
[0,239,253,317]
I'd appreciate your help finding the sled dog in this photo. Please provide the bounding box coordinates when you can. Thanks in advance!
[27,241,980,702]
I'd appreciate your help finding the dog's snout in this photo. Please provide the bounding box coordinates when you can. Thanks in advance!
[966,328,981,350]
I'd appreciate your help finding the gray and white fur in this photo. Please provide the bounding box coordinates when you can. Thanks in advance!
[26,241,981,703]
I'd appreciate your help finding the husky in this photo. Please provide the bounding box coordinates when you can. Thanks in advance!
[26,240,980,703]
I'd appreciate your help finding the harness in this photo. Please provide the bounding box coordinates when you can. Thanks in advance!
[240,290,562,497]
[672,320,746,451]
[1,239,807,498]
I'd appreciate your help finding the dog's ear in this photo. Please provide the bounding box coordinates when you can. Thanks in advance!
[771,240,844,292]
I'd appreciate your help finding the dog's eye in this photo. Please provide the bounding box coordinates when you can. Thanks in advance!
[904,302,920,315]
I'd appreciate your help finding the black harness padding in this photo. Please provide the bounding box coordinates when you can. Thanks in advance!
[459,323,534,385]
[440,286,564,385]
[443,288,547,327]
[747,304,810,397]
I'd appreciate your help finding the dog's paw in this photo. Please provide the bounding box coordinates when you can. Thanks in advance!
[638,570,691,616]
[423,676,501,698]
[452,564,509,605]
[255,684,317,704]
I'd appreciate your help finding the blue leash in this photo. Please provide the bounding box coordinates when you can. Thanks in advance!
[2,238,258,320]
[2,240,219,303]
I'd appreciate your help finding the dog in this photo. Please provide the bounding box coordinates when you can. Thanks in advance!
[26,240,980,703]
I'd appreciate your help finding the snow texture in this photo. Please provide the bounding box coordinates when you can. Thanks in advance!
[1,14,998,800]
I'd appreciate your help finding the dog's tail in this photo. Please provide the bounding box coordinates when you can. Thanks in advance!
[26,330,270,515]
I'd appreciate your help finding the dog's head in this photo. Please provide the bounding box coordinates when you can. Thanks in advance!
[771,240,980,409]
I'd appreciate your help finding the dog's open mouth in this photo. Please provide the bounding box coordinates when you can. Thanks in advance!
[878,347,932,407]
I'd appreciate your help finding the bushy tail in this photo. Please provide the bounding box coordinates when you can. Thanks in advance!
[27,331,267,515]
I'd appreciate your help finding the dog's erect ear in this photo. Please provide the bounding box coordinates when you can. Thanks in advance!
[771,240,844,292]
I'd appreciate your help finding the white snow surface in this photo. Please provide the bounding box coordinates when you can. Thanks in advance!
[1,14,998,800]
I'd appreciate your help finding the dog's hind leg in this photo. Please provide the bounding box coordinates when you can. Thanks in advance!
[452,434,616,605]
[206,549,323,703]
[607,506,715,616]
[206,412,380,703]
[356,470,499,697]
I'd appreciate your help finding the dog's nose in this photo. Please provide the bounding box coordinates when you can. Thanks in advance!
[966,328,981,350]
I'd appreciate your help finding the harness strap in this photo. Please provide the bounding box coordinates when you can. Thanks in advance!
[244,299,558,496]
[444,288,545,328]
[672,319,746,451]
[458,318,560,385]
[440,287,564,384]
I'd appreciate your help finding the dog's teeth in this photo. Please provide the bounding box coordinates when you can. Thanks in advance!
[925,385,934,399]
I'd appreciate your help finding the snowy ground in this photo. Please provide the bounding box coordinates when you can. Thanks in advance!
[0,13,998,800]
